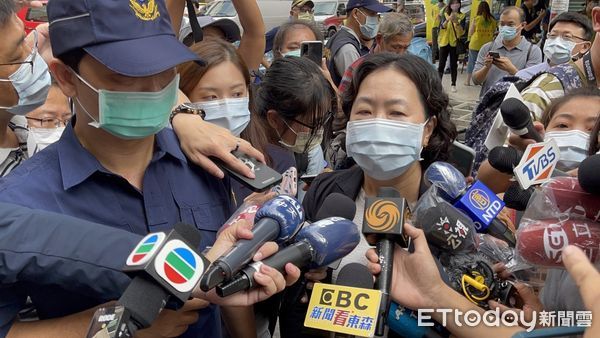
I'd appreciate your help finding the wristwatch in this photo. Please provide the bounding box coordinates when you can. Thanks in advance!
[169,103,205,125]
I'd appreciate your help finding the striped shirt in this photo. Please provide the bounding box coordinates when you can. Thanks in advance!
[521,62,586,120]
[0,116,28,177]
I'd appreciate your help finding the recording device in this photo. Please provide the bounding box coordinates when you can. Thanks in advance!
[362,187,407,336]
[199,195,304,291]
[424,162,516,246]
[388,303,449,338]
[415,201,478,253]
[500,98,543,142]
[86,223,207,338]
[488,51,500,59]
[300,173,318,184]
[517,218,600,267]
[300,41,323,65]
[447,141,476,178]
[217,217,361,297]
[578,154,600,195]
[441,252,521,309]
[217,150,282,192]
[488,146,523,175]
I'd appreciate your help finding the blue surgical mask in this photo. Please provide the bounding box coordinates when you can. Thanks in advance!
[0,32,51,116]
[188,97,251,136]
[74,72,179,140]
[499,25,518,41]
[357,10,379,39]
[346,118,427,181]
[543,37,577,65]
[283,49,301,58]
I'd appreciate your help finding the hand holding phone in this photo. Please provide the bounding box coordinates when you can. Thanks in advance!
[215,151,282,192]
[488,51,500,59]
[300,41,323,65]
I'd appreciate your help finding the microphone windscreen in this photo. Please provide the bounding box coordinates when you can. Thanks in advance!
[578,154,600,195]
[296,217,361,268]
[335,262,374,288]
[488,146,522,174]
[544,177,600,221]
[503,181,533,211]
[173,222,202,247]
[423,161,467,200]
[500,98,531,130]
[316,192,357,221]
[517,218,600,267]
[415,201,477,253]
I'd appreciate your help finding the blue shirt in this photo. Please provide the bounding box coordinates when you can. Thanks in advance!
[0,119,234,337]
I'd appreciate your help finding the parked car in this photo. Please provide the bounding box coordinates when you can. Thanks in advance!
[313,0,346,38]
[204,0,292,31]
[17,1,48,34]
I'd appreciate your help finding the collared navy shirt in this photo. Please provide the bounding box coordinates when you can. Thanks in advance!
[0,118,234,338]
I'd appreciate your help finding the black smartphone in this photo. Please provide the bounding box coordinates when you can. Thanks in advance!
[300,41,323,65]
[299,173,318,184]
[447,141,476,178]
[217,151,282,192]
[489,51,500,59]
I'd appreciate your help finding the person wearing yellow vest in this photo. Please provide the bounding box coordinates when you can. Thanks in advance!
[437,0,466,93]
[431,0,446,63]
[466,1,496,86]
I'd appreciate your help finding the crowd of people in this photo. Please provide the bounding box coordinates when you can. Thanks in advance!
[0,0,600,337]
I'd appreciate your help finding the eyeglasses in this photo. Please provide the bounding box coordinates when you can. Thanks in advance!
[26,115,72,128]
[290,111,334,130]
[546,32,586,43]
[294,6,314,14]
[0,30,39,80]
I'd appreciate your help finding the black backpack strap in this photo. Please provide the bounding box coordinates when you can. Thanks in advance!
[186,0,203,43]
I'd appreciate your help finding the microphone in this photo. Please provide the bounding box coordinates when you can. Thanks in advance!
[335,262,374,288]
[387,303,449,338]
[503,181,534,211]
[424,162,516,246]
[200,195,304,291]
[362,187,407,336]
[86,223,207,337]
[314,192,357,221]
[415,201,478,253]
[500,98,543,142]
[543,177,600,221]
[216,217,361,297]
[578,154,600,195]
[488,146,523,175]
[517,218,600,268]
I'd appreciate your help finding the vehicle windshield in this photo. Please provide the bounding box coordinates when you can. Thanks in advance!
[313,2,337,16]
[205,0,237,17]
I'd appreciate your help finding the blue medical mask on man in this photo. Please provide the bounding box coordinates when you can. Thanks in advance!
[499,25,519,41]
[356,9,379,40]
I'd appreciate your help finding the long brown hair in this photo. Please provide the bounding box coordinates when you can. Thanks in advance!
[177,38,276,164]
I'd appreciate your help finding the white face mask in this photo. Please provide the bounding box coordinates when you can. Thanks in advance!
[27,126,65,157]
[346,118,427,181]
[188,97,250,136]
[544,130,590,170]
[278,118,324,154]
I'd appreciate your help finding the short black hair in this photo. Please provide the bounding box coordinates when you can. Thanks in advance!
[0,0,17,26]
[272,20,323,59]
[57,48,87,73]
[549,12,594,41]
[341,53,457,168]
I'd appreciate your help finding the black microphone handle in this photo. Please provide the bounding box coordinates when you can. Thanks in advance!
[375,237,394,336]
[209,218,280,283]
[511,120,543,142]
[217,242,313,297]
[487,219,516,247]
[117,275,171,332]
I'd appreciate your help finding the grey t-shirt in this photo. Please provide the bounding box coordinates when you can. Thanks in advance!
[474,35,543,97]
[333,27,363,76]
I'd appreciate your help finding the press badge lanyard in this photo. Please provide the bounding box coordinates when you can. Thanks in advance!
[582,52,597,87]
